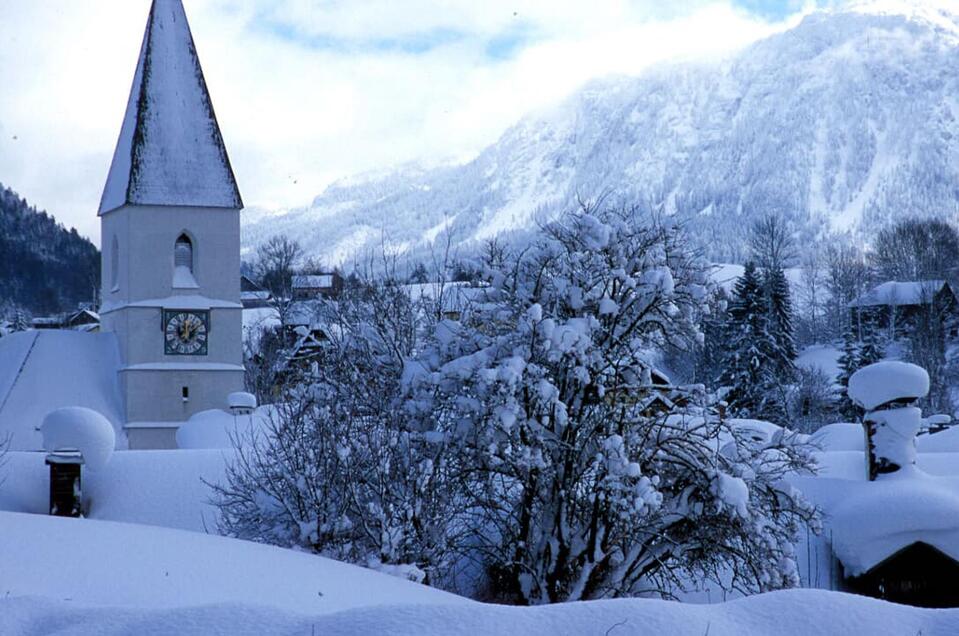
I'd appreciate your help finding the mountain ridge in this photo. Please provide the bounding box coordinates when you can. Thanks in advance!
[242,2,959,265]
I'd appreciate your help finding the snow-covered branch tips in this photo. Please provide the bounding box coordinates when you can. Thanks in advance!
[217,204,817,605]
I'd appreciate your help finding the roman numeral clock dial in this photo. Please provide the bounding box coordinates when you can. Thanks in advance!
[163,310,209,356]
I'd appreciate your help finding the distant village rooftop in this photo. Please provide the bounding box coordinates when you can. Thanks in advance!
[848,280,948,308]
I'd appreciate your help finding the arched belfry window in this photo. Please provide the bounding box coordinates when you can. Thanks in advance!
[173,233,199,289]
[110,235,119,291]
[175,234,193,272]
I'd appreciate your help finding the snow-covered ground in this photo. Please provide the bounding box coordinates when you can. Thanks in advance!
[0,520,955,636]
[797,343,842,380]
[0,450,228,532]
[0,511,463,614]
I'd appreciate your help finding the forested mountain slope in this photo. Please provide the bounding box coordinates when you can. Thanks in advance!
[0,184,99,315]
[242,1,959,264]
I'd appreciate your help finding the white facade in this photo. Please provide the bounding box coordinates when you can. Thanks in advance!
[100,206,244,447]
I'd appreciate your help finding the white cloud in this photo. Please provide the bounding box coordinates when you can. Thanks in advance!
[0,1,808,245]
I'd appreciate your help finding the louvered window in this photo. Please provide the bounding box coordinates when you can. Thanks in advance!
[175,234,193,272]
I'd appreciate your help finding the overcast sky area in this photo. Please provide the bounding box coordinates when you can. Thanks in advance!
[0,0,823,244]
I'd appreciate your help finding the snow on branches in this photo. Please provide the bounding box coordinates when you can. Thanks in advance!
[216,204,818,604]
[407,205,817,602]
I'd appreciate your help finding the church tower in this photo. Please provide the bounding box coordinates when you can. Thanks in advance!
[99,0,244,449]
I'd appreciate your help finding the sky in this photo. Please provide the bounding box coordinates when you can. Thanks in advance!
[0,0,820,245]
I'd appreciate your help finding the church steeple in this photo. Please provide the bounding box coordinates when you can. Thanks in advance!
[99,0,242,215]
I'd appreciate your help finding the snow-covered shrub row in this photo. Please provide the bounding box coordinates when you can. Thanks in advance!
[215,205,818,604]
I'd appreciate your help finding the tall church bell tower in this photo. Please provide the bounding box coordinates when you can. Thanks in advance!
[99,0,244,449]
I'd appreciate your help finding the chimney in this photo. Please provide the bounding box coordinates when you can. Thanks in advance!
[228,391,257,416]
[45,451,84,517]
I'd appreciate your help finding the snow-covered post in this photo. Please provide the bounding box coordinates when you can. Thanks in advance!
[40,407,115,517]
[847,361,928,481]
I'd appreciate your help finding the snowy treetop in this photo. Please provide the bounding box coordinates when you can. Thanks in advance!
[99,0,242,214]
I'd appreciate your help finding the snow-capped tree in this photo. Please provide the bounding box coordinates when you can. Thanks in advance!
[836,323,862,421]
[214,274,460,585]
[764,266,797,375]
[717,263,786,423]
[407,206,816,603]
[219,204,818,604]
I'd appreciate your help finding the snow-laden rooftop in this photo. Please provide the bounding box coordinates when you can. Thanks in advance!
[799,470,959,577]
[0,331,125,450]
[292,274,335,289]
[99,0,242,214]
[848,280,946,308]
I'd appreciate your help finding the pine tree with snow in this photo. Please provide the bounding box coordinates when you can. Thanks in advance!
[836,322,862,420]
[11,308,30,333]
[764,265,798,376]
[717,263,786,422]
[858,314,885,367]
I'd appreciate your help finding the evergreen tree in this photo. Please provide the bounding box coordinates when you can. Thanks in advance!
[836,322,861,421]
[858,313,885,367]
[764,266,798,376]
[694,288,730,386]
[718,262,786,422]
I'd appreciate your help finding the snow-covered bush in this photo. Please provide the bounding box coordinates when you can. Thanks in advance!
[213,275,460,584]
[216,204,818,603]
[406,206,818,602]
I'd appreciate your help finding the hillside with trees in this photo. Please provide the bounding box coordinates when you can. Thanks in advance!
[0,183,100,317]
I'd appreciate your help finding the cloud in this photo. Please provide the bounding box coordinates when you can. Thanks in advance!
[0,0,812,245]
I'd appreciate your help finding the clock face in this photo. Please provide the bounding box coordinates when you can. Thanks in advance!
[163,310,209,356]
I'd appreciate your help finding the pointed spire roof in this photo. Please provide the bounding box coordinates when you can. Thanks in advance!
[99,0,243,215]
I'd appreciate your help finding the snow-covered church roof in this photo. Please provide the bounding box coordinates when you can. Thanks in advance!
[0,331,125,450]
[99,0,242,215]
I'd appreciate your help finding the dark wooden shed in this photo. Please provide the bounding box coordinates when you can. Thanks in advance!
[844,541,959,608]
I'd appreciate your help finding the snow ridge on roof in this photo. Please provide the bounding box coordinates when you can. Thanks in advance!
[848,280,945,308]
[99,0,242,215]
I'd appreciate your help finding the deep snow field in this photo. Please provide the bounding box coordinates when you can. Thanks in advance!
[4,367,959,634]
[2,445,959,634]
[1,511,958,636]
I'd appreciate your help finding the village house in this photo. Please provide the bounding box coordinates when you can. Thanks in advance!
[292,273,343,299]
[848,280,959,339]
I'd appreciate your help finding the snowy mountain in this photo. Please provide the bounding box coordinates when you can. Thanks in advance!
[242,1,959,265]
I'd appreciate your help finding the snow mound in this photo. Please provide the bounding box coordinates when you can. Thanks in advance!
[0,511,464,614]
[228,392,257,410]
[175,407,269,450]
[848,361,929,410]
[40,407,115,470]
[2,587,958,636]
[811,423,865,452]
[0,450,231,532]
[918,426,959,453]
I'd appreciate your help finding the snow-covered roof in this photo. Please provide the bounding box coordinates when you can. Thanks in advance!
[292,274,335,289]
[848,280,947,308]
[827,471,959,576]
[0,331,125,450]
[99,0,242,214]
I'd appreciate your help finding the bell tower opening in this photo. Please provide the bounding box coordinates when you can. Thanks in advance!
[173,233,198,289]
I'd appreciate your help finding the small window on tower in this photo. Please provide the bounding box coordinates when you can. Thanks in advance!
[110,236,119,291]
[182,386,190,402]
[173,233,199,289]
